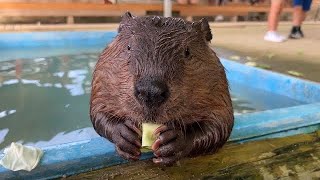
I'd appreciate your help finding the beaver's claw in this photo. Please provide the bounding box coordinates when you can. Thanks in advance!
[151,125,191,166]
[113,120,142,161]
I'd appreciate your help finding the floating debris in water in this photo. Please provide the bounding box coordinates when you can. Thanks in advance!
[229,55,241,60]
[287,70,304,77]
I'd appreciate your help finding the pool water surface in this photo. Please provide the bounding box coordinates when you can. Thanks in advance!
[0,52,305,151]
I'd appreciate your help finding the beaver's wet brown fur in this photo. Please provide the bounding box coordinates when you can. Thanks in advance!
[90,12,234,165]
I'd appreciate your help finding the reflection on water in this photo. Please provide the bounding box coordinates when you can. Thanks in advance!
[0,54,99,150]
[230,82,305,115]
[0,53,305,151]
[231,97,257,115]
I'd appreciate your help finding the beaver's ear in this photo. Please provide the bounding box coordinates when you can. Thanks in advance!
[122,11,134,21]
[191,18,212,42]
[118,11,134,32]
[199,18,212,42]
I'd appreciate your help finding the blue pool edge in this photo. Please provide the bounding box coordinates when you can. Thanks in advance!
[1,103,319,179]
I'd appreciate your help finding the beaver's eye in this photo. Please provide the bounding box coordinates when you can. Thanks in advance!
[127,45,131,50]
[184,48,190,58]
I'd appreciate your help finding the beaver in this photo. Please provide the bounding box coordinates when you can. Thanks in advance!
[90,12,234,166]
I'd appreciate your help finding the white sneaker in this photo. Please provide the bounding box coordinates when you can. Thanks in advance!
[264,31,287,43]
[214,15,224,22]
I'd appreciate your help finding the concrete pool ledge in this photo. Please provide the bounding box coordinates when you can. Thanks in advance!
[221,58,320,103]
[0,137,153,179]
[231,102,320,142]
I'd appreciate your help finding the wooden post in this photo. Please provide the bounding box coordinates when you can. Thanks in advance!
[67,16,74,24]
[231,0,239,22]
[164,0,172,17]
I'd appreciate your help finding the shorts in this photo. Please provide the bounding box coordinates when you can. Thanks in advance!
[293,0,313,11]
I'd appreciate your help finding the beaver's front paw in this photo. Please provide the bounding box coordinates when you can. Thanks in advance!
[151,125,192,166]
[113,120,142,161]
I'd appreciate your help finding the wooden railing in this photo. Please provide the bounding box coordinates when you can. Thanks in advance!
[0,2,293,24]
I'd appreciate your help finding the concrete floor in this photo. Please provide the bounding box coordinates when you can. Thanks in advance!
[211,22,320,83]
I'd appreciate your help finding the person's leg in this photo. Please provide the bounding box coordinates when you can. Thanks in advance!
[289,0,312,38]
[268,0,284,31]
[290,6,305,38]
[292,6,304,26]
[264,0,286,42]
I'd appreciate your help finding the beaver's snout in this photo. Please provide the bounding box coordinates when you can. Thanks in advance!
[134,78,170,109]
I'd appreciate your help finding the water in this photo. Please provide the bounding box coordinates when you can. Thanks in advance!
[230,82,305,115]
[0,52,305,151]
[0,53,98,150]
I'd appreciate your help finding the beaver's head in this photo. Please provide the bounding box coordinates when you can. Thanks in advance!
[91,12,232,126]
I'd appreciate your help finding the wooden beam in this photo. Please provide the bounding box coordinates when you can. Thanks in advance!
[177,5,293,16]
[0,9,146,17]
[0,3,293,18]
[0,3,154,17]
[0,3,163,11]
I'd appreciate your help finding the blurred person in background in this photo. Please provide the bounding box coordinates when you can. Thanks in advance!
[288,0,313,39]
[264,0,287,42]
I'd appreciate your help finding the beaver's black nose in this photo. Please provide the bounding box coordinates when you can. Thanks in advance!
[134,79,169,108]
